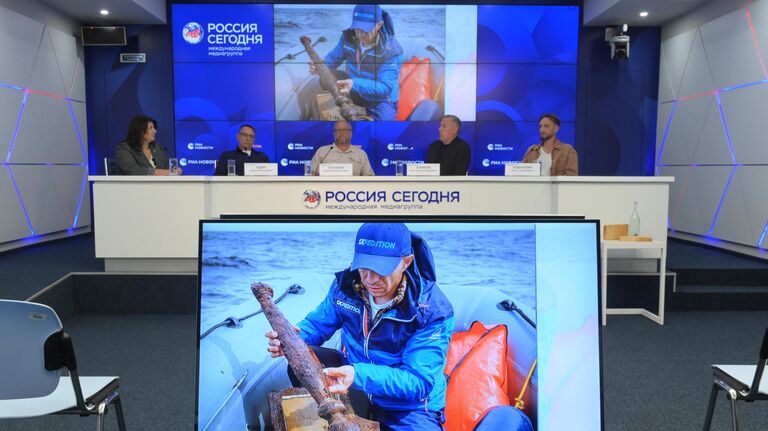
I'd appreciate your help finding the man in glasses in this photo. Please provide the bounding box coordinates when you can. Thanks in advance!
[309,120,375,176]
[213,124,270,176]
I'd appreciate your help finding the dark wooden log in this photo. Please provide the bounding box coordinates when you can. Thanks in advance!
[300,35,364,121]
[252,282,361,431]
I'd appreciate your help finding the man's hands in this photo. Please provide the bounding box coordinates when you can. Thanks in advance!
[324,365,355,394]
[335,79,353,94]
[264,326,300,358]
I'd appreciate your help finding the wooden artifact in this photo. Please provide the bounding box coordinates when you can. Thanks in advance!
[252,282,378,431]
[300,35,367,121]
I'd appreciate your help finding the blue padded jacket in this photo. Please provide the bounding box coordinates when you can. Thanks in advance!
[297,233,454,412]
[323,9,404,104]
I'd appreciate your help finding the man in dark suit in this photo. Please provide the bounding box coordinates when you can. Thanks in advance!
[424,115,471,176]
[214,124,269,176]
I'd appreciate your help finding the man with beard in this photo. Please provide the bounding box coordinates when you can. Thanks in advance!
[521,113,578,176]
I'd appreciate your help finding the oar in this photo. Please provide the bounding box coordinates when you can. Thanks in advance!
[498,299,537,329]
[276,36,327,64]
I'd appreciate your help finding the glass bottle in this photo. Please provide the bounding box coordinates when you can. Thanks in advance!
[629,201,640,236]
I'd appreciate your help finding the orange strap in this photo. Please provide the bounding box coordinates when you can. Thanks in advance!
[514,359,537,410]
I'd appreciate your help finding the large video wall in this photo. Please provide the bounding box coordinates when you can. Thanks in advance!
[172,4,578,175]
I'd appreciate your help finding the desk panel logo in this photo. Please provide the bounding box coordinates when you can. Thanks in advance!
[302,189,321,209]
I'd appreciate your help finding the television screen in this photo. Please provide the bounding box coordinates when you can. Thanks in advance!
[172,4,579,175]
[196,217,602,430]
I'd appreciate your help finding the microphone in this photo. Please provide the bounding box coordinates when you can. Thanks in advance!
[318,144,335,164]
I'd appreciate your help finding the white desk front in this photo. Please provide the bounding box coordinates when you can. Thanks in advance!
[90,176,673,272]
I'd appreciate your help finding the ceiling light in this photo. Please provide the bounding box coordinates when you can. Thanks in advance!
[100,9,109,16]
[639,11,649,18]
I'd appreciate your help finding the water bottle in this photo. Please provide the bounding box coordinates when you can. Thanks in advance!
[629,201,640,236]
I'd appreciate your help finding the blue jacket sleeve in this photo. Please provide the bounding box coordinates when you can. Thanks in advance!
[351,315,455,401]
[297,283,343,346]
[352,55,402,100]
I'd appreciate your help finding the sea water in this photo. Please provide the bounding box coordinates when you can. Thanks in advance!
[200,229,535,331]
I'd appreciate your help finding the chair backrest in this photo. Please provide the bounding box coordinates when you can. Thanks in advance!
[747,327,768,398]
[104,157,118,176]
[0,300,63,400]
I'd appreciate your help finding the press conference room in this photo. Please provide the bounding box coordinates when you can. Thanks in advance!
[1,0,767,430]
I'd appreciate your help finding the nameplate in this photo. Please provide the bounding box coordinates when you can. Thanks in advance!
[407,163,440,176]
[319,163,353,176]
[505,162,541,176]
[244,163,278,176]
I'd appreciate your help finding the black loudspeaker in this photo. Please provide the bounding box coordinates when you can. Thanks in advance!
[81,26,127,46]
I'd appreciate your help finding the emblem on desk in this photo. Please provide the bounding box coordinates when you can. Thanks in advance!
[302,190,321,209]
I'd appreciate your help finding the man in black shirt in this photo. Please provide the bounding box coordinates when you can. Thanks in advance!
[213,124,269,175]
[424,115,470,176]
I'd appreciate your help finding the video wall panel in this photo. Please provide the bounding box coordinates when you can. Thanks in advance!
[172,3,579,175]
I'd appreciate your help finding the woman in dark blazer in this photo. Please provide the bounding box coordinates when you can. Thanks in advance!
[115,115,181,175]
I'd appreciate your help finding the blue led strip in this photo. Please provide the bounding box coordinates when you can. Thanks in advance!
[6,92,28,163]
[707,165,737,237]
[655,101,677,171]
[5,165,35,235]
[714,93,736,164]
[759,222,768,249]
[720,79,768,93]
[67,101,88,228]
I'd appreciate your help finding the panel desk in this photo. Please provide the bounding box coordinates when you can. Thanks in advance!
[89,176,673,272]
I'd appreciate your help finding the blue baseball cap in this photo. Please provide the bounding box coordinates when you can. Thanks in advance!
[349,4,383,33]
[351,223,412,276]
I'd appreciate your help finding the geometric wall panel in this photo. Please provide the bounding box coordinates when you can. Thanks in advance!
[10,93,85,164]
[69,54,86,101]
[677,29,716,98]
[46,26,80,98]
[690,96,732,165]
[701,7,766,90]
[0,8,44,88]
[748,0,768,78]
[711,166,766,245]
[0,2,90,249]
[660,165,734,235]
[8,165,88,234]
[661,28,696,100]
[719,83,768,164]
[0,87,23,157]
[658,2,768,251]
[655,102,674,169]
[0,166,32,241]
[658,95,713,165]
[26,26,68,97]
[658,50,677,103]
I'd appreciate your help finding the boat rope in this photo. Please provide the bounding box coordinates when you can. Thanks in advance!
[514,359,537,411]
[199,283,303,340]
[498,299,536,329]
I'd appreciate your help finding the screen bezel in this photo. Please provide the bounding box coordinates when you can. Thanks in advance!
[195,215,604,430]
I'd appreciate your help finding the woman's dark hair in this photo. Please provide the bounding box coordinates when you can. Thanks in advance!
[124,115,157,150]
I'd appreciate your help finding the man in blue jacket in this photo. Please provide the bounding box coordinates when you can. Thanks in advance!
[266,223,454,430]
[302,4,404,121]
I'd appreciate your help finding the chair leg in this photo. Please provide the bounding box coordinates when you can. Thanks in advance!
[728,389,739,431]
[114,394,127,431]
[703,383,718,431]
[96,409,106,431]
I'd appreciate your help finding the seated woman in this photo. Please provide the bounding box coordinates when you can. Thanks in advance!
[115,115,181,175]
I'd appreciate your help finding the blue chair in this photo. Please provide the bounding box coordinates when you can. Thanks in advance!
[703,327,768,431]
[0,299,126,430]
